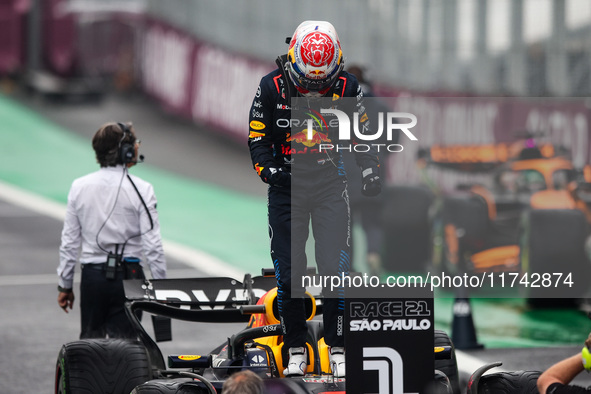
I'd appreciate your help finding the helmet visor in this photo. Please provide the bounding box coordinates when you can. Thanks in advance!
[287,61,343,92]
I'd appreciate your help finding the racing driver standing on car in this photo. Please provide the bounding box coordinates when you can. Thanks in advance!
[248,20,381,377]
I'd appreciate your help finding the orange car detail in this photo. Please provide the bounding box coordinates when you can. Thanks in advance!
[471,185,497,220]
[471,245,520,273]
[530,190,576,210]
[444,224,459,266]
[430,144,509,164]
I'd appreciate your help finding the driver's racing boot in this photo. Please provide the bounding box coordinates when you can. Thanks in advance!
[283,346,307,376]
[329,346,346,377]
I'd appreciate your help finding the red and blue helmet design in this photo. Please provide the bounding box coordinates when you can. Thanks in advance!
[286,21,344,97]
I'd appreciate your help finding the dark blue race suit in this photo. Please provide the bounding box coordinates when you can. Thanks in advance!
[248,55,380,351]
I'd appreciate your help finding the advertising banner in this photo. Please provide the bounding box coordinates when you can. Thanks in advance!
[346,285,434,394]
[42,0,76,75]
[0,0,28,74]
[140,19,273,143]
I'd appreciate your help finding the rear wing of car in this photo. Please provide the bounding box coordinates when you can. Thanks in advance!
[418,142,560,172]
[418,144,512,172]
[123,275,279,370]
[124,275,277,311]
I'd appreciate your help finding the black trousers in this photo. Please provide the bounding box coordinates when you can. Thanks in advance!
[268,170,351,349]
[79,265,136,339]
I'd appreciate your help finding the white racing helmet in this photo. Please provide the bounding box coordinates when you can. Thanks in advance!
[286,21,344,97]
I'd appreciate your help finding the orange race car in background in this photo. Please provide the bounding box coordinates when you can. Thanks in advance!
[381,139,591,306]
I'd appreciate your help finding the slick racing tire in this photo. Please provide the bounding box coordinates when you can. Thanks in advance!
[476,370,540,393]
[55,338,151,394]
[521,209,591,307]
[381,185,434,272]
[131,379,211,394]
[434,330,460,394]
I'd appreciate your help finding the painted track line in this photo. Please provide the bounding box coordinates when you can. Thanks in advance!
[0,180,245,279]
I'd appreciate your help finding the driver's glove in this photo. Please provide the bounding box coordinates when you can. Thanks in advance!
[361,166,381,197]
[261,166,291,187]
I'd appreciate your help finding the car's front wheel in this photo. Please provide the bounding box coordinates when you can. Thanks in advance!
[131,379,211,393]
[434,330,460,394]
[477,370,540,393]
[55,338,151,394]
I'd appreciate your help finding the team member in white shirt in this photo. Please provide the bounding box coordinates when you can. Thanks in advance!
[57,122,166,338]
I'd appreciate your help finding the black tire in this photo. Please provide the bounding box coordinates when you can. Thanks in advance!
[425,372,453,394]
[522,209,591,306]
[434,330,460,394]
[381,185,434,272]
[131,379,209,394]
[55,338,151,394]
[477,370,540,393]
[440,196,490,274]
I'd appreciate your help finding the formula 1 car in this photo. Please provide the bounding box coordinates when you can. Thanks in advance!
[55,270,461,393]
[381,140,591,305]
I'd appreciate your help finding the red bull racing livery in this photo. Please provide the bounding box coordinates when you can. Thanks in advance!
[247,54,379,181]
